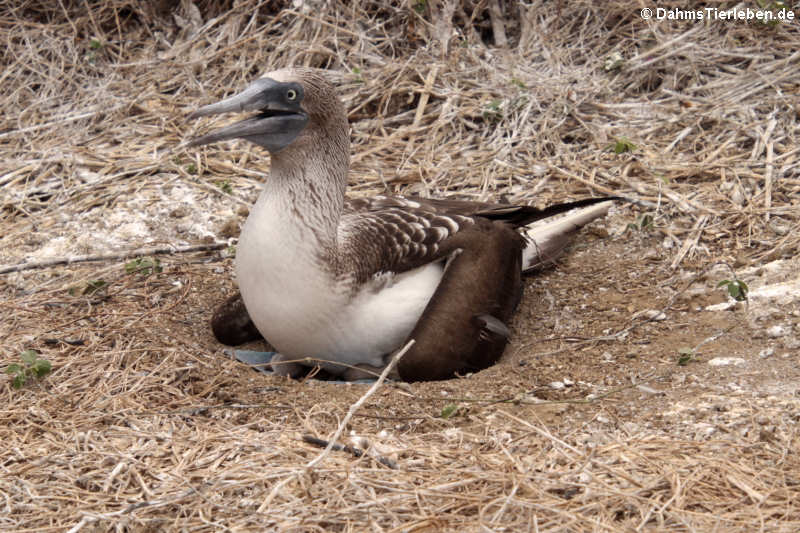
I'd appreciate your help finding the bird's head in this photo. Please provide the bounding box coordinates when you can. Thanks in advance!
[187,68,347,154]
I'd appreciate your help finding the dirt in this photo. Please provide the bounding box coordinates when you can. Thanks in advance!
[4,192,798,435]
[3,189,800,531]
[147,206,800,436]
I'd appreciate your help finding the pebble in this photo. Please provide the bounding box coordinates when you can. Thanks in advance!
[758,347,774,359]
[641,309,667,321]
[708,357,746,366]
[766,325,786,338]
[549,381,566,390]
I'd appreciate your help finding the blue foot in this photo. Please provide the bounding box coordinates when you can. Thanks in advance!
[225,349,377,383]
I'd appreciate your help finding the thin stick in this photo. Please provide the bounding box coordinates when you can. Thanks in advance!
[0,104,125,139]
[257,340,414,512]
[488,0,508,47]
[0,243,229,274]
[305,339,414,469]
[301,435,398,469]
[550,166,620,197]
[670,214,708,270]
[765,141,774,222]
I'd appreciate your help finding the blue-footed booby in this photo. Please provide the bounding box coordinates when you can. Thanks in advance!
[188,68,619,382]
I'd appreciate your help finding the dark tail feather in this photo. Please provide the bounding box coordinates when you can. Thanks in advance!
[480,196,624,227]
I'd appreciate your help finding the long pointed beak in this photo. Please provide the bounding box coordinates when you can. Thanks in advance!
[188,79,278,120]
[186,78,308,152]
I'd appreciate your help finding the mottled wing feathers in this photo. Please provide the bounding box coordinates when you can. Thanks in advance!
[339,200,476,282]
[339,194,618,283]
[346,195,620,227]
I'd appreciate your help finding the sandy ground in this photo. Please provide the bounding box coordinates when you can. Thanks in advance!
[2,1,799,530]
[3,188,798,530]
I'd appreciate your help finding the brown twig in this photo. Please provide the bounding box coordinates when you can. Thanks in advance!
[0,243,228,274]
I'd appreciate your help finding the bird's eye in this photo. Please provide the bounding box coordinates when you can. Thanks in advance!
[287,89,297,101]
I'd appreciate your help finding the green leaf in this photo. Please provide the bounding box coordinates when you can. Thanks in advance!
[677,347,694,366]
[21,350,38,365]
[32,359,52,377]
[728,284,741,299]
[626,213,654,233]
[13,374,26,389]
[83,279,108,295]
[611,138,636,154]
[6,364,23,375]
[441,404,458,419]
[125,259,140,273]
[717,279,748,302]
[216,180,233,194]
[125,257,162,275]
[729,280,748,301]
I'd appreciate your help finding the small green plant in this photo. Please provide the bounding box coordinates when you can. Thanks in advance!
[85,38,103,63]
[68,279,108,296]
[756,0,787,25]
[604,52,625,71]
[412,0,426,14]
[351,67,364,83]
[510,77,527,89]
[226,245,236,257]
[185,163,198,175]
[626,213,654,233]
[677,347,695,366]
[608,138,636,154]
[6,350,52,389]
[482,99,503,121]
[217,180,233,194]
[125,257,162,276]
[717,279,749,302]
[440,404,459,419]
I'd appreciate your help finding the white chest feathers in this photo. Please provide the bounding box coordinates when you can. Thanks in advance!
[234,190,442,373]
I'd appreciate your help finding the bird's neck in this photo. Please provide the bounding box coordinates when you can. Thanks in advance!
[263,135,350,249]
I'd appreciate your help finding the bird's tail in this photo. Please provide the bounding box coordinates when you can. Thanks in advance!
[521,200,616,272]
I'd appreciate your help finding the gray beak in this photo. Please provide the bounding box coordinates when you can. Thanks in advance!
[187,78,308,153]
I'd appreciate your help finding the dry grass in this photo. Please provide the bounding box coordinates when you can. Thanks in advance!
[2,1,800,531]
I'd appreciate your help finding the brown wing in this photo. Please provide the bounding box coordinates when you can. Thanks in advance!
[338,200,477,283]
[346,194,620,227]
[341,195,528,381]
[340,194,619,282]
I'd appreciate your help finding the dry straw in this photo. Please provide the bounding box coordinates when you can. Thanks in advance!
[2,1,799,531]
